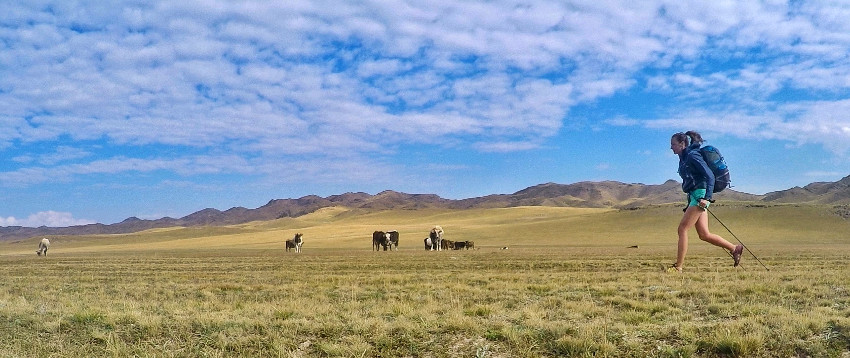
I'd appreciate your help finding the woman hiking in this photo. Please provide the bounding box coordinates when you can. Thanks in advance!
[669,131,742,273]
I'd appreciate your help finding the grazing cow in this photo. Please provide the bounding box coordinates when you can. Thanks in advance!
[465,240,475,250]
[36,238,50,256]
[453,241,467,250]
[285,233,304,253]
[429,226,444,251]
[373,231,391,251]
[441,239,455,250]
[386,230,399,251]
[424,237,433,250]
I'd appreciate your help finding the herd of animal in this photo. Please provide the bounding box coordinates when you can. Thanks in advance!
[33,226,479,255]
[372,225,475,252]
[370,226,474,251]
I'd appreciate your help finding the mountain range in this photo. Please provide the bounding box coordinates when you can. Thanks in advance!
[3,175,850,241]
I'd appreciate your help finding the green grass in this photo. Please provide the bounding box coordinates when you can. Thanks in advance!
[2,204,850,357]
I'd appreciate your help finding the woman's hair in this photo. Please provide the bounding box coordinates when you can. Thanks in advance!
[672,131,704,146]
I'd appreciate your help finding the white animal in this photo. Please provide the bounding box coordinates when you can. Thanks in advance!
[36,238,50,256]
[386,230,399,251]
[429,226,444,251]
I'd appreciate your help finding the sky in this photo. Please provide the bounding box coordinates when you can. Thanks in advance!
[3,1,850,227]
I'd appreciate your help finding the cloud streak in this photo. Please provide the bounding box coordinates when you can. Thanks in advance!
[0,211,94,228]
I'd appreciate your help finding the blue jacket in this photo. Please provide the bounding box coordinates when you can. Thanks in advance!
[678,143,715,200]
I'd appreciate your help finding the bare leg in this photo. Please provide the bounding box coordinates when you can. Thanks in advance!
[676,206,705,268]
[694,210,736,251]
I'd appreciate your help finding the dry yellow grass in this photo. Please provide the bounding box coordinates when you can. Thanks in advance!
[2,204,849,357]
[4,206,620,254]
[2,247,849,357]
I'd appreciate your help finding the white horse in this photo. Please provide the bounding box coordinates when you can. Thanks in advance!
[285,233,303,253]
[36,238,50,256]
[429,226,443,251]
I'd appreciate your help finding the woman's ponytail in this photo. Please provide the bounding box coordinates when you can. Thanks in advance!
[684,131,703,145]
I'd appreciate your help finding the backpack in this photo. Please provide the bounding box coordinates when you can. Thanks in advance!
[699,145,731,193]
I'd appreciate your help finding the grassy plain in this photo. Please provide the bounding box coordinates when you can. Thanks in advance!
[1,203,850,357]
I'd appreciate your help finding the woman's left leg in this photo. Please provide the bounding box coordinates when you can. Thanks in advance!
[694,210,736,252]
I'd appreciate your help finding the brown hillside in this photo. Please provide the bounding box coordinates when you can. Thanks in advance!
[2,175,850,241]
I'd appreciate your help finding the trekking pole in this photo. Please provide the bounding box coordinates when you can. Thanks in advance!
[706,208,769,271]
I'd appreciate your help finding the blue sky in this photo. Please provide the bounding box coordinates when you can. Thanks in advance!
[3,1,850,226]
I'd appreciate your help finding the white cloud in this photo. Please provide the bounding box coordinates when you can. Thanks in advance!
[39,146,92,165]
[0,211,94,228]
[0,155,258,186]
[805,171,847,179]
[474,140,541,153]
[635,97,850,156]
[1,0,668,155]
[2,0,850,188]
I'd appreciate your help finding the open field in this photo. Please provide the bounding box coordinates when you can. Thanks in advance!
[4,203,850,253]
[2,204,850,357]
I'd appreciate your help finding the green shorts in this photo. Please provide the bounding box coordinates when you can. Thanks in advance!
[687,189,709,209]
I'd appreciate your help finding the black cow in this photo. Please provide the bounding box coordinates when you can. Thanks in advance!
[453,240,475,250]
[373,231,390,251]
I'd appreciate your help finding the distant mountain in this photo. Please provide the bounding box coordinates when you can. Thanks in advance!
[3,175,850,241]
[761,175,850,204]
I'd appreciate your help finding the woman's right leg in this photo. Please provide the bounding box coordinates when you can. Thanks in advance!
[676,206,704,268]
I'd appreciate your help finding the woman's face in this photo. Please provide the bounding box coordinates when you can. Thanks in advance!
[670,137,686,155]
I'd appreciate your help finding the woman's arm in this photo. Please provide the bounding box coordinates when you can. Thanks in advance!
[688,150,715,198]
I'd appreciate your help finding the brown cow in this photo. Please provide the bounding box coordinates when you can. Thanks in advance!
[440,239,455,250]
